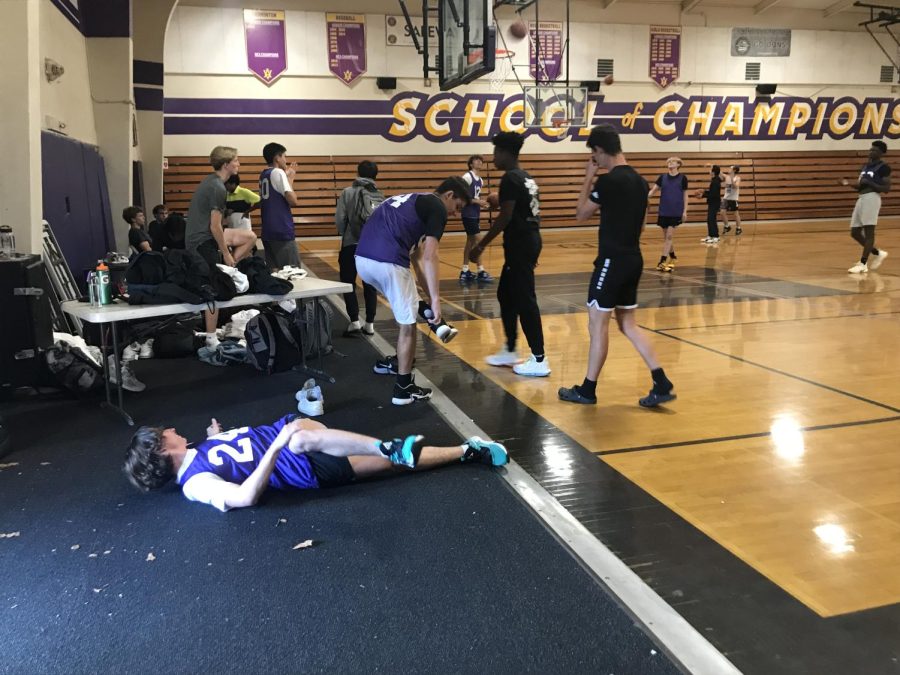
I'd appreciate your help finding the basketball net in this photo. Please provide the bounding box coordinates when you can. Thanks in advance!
[489,49,515,91]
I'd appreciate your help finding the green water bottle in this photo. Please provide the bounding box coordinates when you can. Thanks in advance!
[96,261,112,305]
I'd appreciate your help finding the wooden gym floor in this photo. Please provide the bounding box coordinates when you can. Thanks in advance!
[301,217,900,673]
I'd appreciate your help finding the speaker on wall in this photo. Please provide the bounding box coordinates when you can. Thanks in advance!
[755,83,777,96]
[376,77,397,90]
[579,80,601,93]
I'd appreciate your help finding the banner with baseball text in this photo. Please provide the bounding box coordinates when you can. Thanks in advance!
[327,13,367,86]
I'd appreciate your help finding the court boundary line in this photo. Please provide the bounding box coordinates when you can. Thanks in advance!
[597,415,900,456]
[301,263,741,675]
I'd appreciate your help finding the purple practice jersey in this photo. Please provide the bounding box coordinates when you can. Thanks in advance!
[176,415,319,492]
[259,167,296,241]
[356,192,439,268]
[656,173,688,217]
[461,171,483,220]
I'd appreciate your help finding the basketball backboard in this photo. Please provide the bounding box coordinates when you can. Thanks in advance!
[523,85,589,128]
[438,0,495,91]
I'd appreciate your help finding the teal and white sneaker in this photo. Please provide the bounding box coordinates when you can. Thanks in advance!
[379,435,424,468]
[461,436,509,467]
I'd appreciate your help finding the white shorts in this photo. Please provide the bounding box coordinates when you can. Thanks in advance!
[850,192,881,228]
[355,256,418,325]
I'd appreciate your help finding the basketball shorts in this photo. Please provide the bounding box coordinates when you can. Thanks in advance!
[723,200,739,212]
[657,216,682,229]
[305,452,356,488]
[850,192,881,228]
[462,217,481,236]
[355,255,418,325]
[587,256,643,312]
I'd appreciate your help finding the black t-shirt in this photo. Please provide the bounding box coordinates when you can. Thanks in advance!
[590,165,648,262]
[704,176,722,205]
[858,161,891,194]
[128,227,152,253]
[498,168,540,249]
[413,193,448,240]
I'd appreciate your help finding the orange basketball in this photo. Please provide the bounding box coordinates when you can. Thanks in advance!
[603,74,615,86]
[487,193,500,209]
[510,19,528,39]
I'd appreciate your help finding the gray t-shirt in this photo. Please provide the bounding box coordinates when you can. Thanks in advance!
[185,173,227,250]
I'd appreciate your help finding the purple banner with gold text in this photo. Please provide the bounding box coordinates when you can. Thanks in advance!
[529,21,564,82]
[649,25,680,89]
[327,13,367,87]
[244,9,287,86]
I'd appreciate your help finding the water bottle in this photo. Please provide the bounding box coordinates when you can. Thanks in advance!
[0,225,15,257]
[87,272,99,307]
[96,261,111,305]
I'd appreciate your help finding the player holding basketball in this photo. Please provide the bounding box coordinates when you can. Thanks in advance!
[559,124,676,408]
[647,157,689,272]
[470,132,549,377]
[842,141,890,274]
[459,155,493,283]
[721,165,742,236]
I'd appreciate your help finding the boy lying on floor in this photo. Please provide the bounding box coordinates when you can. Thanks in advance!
[124,415,508,512]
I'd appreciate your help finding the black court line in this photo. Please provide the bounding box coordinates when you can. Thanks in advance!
[648,326,900,414]
[654,308,900,332]
[597,415,900,456]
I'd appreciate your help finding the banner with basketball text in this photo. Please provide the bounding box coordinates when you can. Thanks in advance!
[529,21,564,82]
[649,25,680,89]
[243,9,287,86]
[327,13,367,86]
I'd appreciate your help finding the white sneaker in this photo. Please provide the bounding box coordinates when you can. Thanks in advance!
[848,262,868,274]
[513,355,551,377]
[122,342,141,362]
[486,346,520,367]
[345,320,362,334]
[139,339,154,359]
[434,323,459,344]
[869,249,888,270]
[363,322,375,336]
[107,355,146,392]
[204,333,220,349]
[700,236,711,243]
[708,237,719,244]
[295,378,324,417]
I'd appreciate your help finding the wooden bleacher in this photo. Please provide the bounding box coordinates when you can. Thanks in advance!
[163,150,899,238]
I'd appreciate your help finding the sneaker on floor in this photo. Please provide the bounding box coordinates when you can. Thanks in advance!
[639,389,677,408]
[344,320,362,336]
[485,346,520,367]
[380,434,424,468]
[461,436,509,466]
[122,342,141,362]
[391,380,432,406]
[848,261,868,274]
[139,339,154,359]
[708,237,719,244]
[722,225,732,234]
[558,385,597,405]
[869,249,888,270]
[735,227,743,236]
[295,378,324,417]
[434,322,459,344]
[513,355,551,377]
[373,355,400,375]
[476,270,494,282]
[362,322,375,336]
[107,355,146,392]
[459,270,477,283]
[666,261,676,272]
[656,261,668,272]
[700,236,712,243]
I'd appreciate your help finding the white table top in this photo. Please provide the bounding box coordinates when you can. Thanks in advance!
[62,276,351,323]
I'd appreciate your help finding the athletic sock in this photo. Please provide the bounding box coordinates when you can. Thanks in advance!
[533,354,545,363]
[861,256,869,264]
[658,256,667,265]
[397,373,412,387]
[669,250,677,260]
[578,378,597,399]
[461,264,470,272]
[650,367,673,394]
[477,264,485,272]
[871,248,880,256]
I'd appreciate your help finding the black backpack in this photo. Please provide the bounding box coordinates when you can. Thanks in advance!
[237,256,293,294]
[244,308,304,374]
[45,343,102,394]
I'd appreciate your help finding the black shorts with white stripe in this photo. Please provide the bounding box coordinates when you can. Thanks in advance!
[587,255,643,312]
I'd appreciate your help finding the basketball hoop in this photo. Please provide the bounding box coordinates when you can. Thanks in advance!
[489,48,515,91]
[551,118,570,128]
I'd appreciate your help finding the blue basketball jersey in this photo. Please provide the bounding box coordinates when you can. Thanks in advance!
[259,167,296,241]
[176,415,319,491]
[461,171,483,219]
[356,192,430,267]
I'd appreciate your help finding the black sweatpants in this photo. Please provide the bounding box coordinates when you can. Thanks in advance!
[498,235,544,356]
[338,244,377,323]
[707,203,720,238]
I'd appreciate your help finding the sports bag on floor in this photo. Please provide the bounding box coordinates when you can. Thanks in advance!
[244,308,304,374]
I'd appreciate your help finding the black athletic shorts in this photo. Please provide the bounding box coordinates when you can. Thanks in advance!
[462,217,481,236]
[306,452,356,488]
[723,200,739,212]
[587,256,643,312]
[194,239,222,268]
[657,216,682,228]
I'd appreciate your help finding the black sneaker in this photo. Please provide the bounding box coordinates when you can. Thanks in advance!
[373,355,399,375]
[735,227,743,236]
[558,385,597,405]
[722,225,731,234]
[639,389,677,408]
[391,379,433,406]
[379,435,425,468]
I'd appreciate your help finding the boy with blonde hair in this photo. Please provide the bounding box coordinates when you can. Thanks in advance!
[647,156,689,272]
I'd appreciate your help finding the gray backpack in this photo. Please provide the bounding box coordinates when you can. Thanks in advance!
[348,186,386,240]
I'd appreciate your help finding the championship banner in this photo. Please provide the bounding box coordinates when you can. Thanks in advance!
[649,25,681,89]
[529,21,564,82]
[243,9,287,86]
[327,13,367,86]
